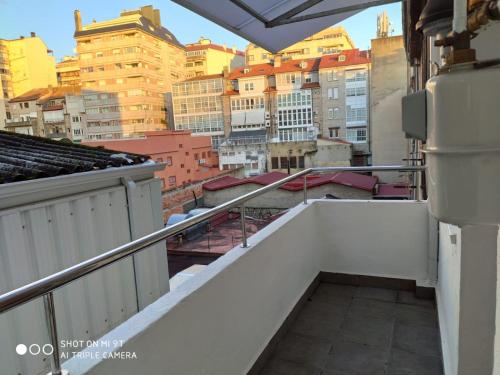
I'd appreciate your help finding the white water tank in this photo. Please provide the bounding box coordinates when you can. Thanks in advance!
[425,65,500,225]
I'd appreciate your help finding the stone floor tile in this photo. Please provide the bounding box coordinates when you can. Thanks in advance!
[340,313,394,347]
[387,349,443,375]
[355,286,398,303]
[392,322,441,357]
[395,304,438,329]
[324,338,390,375]
[349,297,397,320]
[397,291,435,309]
[274,332,332,369]
[260,357,322,375]
[290,302,346,340]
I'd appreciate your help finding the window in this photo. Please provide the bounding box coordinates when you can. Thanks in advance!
[95,51,103,58]
[23,102,29,108]
[248,55,254,61]
[334,107,340,119]
[179,144,183,148]
[187,169,191,174]
[280,157,288,169]
[168,176,176,186]
[180,164,184,168]
[327,70,337,81]
[327,87,339,100]
[346,128,367,143]
[261,53,267,60]
[72,116,81,123]
[329,127,340,138]
[166,157,173,166]
[338,55,346,62]
[271,157,279,169]
[289,156,297,169]
[328,108,334,120]
[244,82,254,91]
[303,48,310,54]
[298,156,305,168]
[185,152,189,156]
[194,153,199,160]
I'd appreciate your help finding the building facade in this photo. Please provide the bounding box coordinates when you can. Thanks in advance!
[370,35,409,182]
[245,26,355,65]
[318,49,371,164]
[56,56,80,87]
[185,37,244,78]
[172,74,226,149]
[74,6,186,139]
[5,88,48,135]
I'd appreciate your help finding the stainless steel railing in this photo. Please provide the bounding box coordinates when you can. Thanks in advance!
[0,165,425,375]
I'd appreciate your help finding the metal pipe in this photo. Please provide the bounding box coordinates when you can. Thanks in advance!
[240,205,248,248]
[43,292,62,375]
[0,165,425,314]
[303,175,308,204]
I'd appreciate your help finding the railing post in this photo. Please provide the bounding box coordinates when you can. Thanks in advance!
[303,175,308,204]
[43,292,62,375]
[240,205,248,248]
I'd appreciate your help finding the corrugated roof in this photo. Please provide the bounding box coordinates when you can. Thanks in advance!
[0,130,150,184]
[203,171,377,192]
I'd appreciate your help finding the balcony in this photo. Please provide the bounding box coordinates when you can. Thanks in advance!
[55,198,438,375]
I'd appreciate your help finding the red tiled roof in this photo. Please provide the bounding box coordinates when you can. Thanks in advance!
[273,57,321,74]
[319,49,370,69]
[9,88,51,103]
[375,184,411,198]
[186,43,245,56]
[301,82,320,89]
[229,64,275,79]
[203,171,378,192]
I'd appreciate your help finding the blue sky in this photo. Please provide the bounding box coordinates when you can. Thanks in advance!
[0,0,402,61]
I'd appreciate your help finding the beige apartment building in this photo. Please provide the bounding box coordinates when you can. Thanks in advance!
[0,43,12,129]
[318,49,371,164]
[245,26,355,65]
[185,37,245,78]
[56,56,80,87]
[74,5,186,139]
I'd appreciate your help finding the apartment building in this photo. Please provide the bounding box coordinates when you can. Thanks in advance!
[5,88,48,135]
[318,49,371,164]
[172,74,227,149]
[74,6,186,139]
[39,87,86,141]
[0,34,57,98]
[56,56,80,87]
[0,34,57,128]
[246,26,355,65]
[185,37,245,78]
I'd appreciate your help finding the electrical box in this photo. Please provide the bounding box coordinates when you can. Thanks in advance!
[402,90,427,140]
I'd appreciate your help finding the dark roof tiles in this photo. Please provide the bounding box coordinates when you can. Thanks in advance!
[0,131,150,185]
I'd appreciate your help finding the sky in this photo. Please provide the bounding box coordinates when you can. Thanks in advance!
[0,0,402,61]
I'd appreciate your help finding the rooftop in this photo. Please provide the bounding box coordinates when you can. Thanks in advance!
[186,42,245,56]
[0,130,149,184]
[203,171,378,192]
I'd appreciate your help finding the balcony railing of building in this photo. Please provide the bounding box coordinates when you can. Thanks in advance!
[5,118,37,127]
[0,165,425,375]
[221,136,268,146]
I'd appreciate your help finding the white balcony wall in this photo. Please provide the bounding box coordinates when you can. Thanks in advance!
[0,177,168,375]
[64,200,435,375]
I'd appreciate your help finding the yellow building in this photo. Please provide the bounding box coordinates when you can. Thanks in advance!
[56,56,80,87]
[0,34,57,98]
[245,26,355,65]
[74,5,186,138]
[185,37,245,78]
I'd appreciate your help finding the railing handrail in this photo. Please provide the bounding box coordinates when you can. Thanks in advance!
[0,165,425,314]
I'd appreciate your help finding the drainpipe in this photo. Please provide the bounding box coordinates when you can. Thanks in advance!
[120,176,141,313]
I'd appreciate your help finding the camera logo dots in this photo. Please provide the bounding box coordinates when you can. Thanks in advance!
[16,344,53,356]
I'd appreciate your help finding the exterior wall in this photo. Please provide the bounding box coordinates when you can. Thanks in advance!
[318,62,370,152]
[0,43,12,129]
[204,183,372,208]
[76,9,185,138]
[85,130,221,191]
[185,39,245,78]
[66,94,87,141]
[6,97,43,135]
[0,173,167,375]
[370,36,408,182]
[0,37,57,97]
[172,76,225,148]
[246,26,355,65]
[310,139,352,167]
[218,142,267,176]
[56,56,81,87]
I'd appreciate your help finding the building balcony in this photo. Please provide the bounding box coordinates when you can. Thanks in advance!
[4,118,37,128]
[45,131,68,139]
[50,198,440,375]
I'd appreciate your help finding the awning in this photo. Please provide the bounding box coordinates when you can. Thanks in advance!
[172,0,399,53]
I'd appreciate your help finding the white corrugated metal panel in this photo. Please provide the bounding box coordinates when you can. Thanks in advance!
[0,178,168,375]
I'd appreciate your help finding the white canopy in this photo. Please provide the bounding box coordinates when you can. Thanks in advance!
[172,0,398,53]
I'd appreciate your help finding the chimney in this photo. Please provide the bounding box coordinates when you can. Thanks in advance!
[74,10,82,32]
[30,32,36,37]
[273,54,282,68]
[153,9,161,27]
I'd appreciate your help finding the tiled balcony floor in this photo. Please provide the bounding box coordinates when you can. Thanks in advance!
[259,283,443,375]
